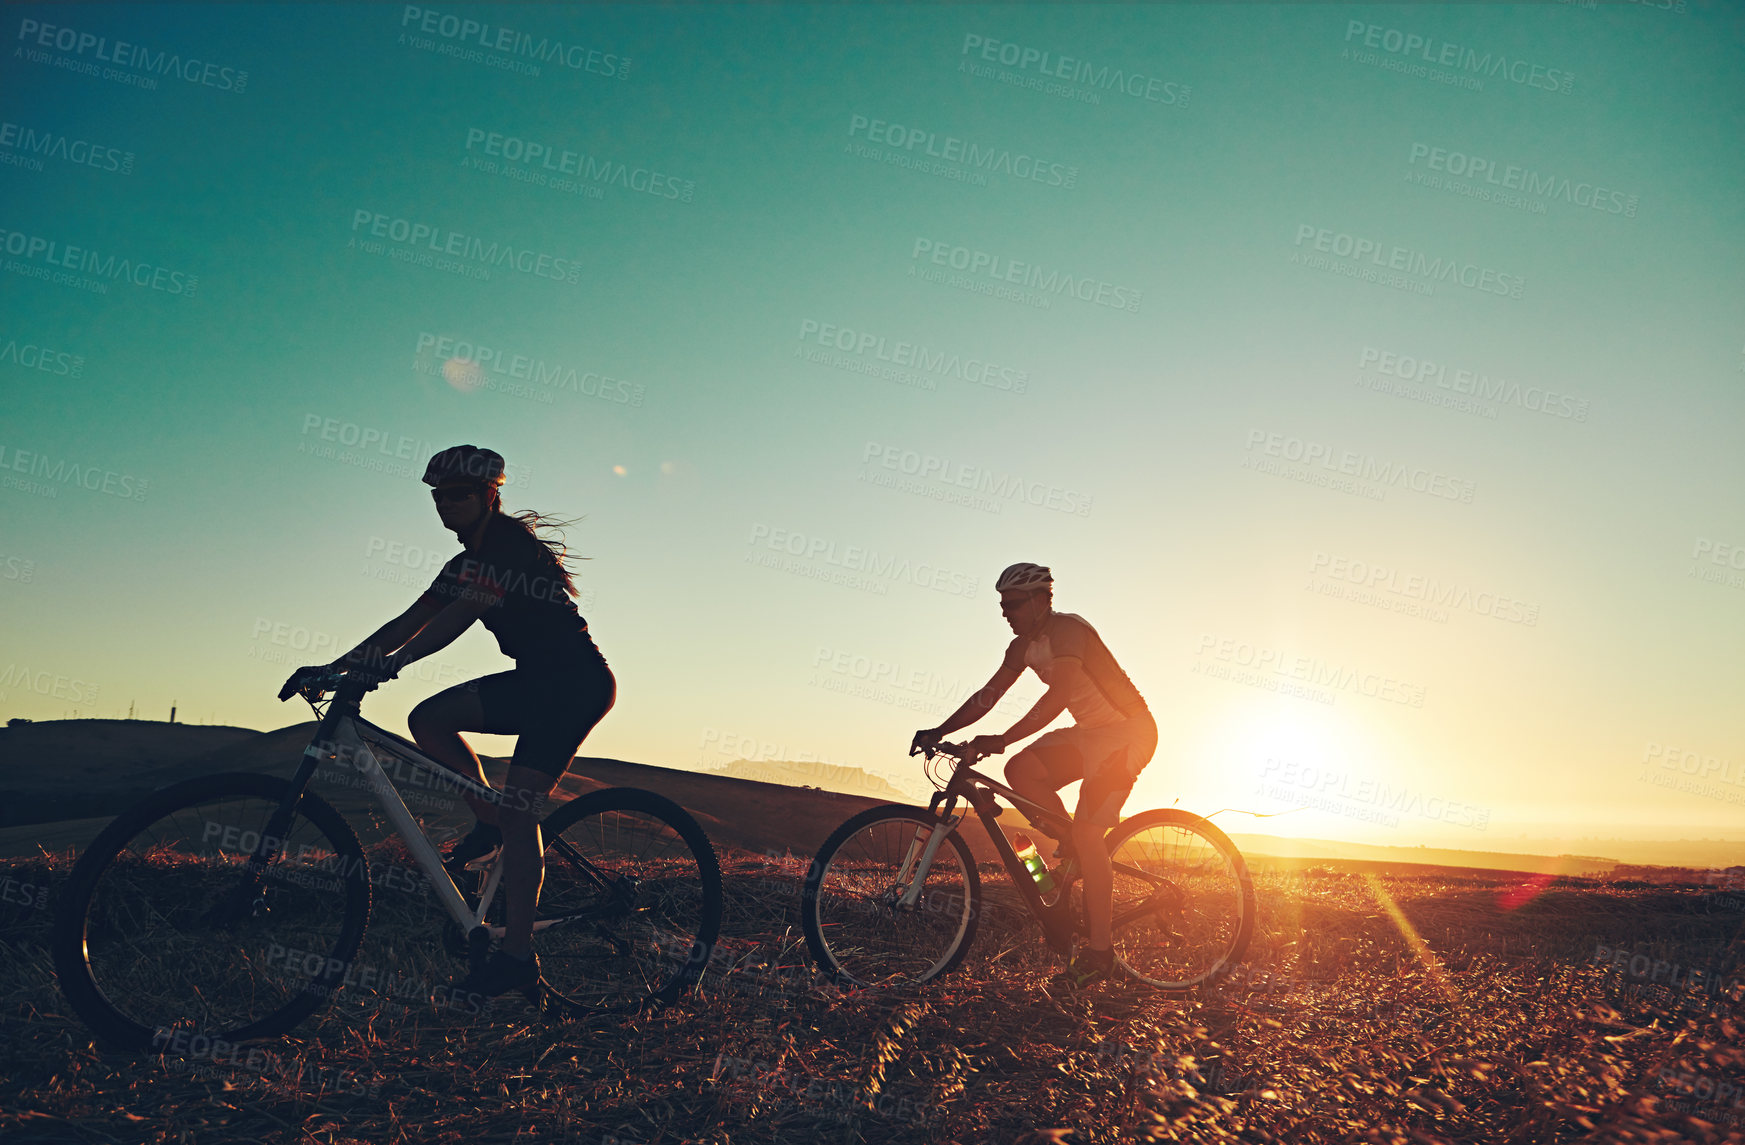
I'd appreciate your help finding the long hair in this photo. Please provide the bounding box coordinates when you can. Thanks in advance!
[484,487,585,598]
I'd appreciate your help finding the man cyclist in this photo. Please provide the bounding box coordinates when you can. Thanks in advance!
[913,562,1156,990]
[284,445,614,1000]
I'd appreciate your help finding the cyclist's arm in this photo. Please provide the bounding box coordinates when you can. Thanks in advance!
[930,659,1023,738]
[991,657,1082,749]
[385,593,494,669]
[330,598,444,671]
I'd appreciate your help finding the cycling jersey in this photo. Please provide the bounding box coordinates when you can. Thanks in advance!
[419,515,603,669]
[1002,612,1148,728]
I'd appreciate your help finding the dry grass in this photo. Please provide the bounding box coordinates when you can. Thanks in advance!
[2,845,1741,1144]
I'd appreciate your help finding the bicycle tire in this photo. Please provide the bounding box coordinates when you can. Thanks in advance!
[1102,807,1254,989]
[531,787,721,1014]
[52,772,372,1051]
[801,804,981,989]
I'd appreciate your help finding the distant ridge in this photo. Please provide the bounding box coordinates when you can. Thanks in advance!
[702,758,928,803]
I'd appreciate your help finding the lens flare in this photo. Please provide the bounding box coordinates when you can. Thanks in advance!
[442,357,484,392]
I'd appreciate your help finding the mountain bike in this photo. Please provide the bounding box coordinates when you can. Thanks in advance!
[800,740,1253,990]
[52,669,721,1050]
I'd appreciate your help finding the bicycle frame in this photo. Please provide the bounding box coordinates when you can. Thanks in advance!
[250,680,617,942]
[900,748,1170,945]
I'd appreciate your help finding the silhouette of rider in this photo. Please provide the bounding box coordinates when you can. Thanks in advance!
[289,445,613,999]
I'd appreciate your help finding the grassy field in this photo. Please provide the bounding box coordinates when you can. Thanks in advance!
[2,835,1741,1144]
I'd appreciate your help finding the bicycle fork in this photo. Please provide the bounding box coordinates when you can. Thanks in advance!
[894,809,964,909]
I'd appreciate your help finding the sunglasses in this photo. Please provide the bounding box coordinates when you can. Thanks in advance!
[430,487,479,504]
[999,595,1042,612]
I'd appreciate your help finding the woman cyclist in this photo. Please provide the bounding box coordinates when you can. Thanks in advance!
[287,444,614,999]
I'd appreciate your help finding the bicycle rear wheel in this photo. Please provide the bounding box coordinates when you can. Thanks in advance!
[52,772,371,1050]
[1104,808,1254,989]
[531,787,721,1014]
[801,804,980,989]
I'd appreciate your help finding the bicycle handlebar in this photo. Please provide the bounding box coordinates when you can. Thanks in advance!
[914,740,990,766]
[277,666,378,704]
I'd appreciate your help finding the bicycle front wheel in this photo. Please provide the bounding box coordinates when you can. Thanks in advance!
[801,804,980,989]
[532,787,721,1014]
[51,772,372,1050]
[1104,808,1254,989]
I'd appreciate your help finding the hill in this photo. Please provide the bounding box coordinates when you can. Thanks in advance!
[2,718,1731,882]
[0,718,261,827]
[701,758,928,803]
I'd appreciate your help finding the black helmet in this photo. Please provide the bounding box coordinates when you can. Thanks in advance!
[422,445,506,488]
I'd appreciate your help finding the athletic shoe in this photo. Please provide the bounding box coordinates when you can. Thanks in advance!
[1050,946,1116,992]
[443,820,503,877]
[454,949,541,999]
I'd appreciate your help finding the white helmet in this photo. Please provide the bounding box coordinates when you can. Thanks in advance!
[995,562,1053,593]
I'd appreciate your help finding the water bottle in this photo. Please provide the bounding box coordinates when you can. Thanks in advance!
[1013,833,1056,894]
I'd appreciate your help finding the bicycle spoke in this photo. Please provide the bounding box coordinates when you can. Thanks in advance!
[54,776,371,1048]
[804,810,978,989]
[1105,812,1253,988]
[530,790,719,1014]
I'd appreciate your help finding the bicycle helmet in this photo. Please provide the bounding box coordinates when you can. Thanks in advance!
[422,445,506,488]
[995,562,1053,593]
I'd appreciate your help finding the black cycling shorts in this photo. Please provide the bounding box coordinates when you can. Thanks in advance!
[461,660,616,778]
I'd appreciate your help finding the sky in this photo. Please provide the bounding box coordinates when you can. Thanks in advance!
[2,2,1741,857]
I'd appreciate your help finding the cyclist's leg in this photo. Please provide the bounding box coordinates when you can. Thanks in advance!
[1073,748,1131,950]
[493,666,616,958]
[497,765,560,959]
[1072,718,1159,950]
[407,675,505,826]
[1005,730,1083,848]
